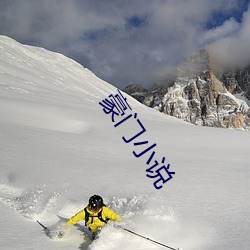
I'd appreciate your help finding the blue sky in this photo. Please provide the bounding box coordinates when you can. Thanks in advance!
[205,0,249,28]
[0,0,249,88]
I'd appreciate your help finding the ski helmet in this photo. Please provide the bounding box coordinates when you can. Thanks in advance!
[89,195,104,210]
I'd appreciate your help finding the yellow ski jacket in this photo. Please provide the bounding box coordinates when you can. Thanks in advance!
[67,206,121,233]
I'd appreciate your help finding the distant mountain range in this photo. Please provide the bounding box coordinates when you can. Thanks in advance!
[123,49,250,130]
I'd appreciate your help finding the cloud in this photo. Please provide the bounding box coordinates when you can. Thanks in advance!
[208,3,250,69]
[0,0,249,88]
[200,18,240,45]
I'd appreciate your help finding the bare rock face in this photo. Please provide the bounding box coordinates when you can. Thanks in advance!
[218,66,250,99]
[122,84,147,103]
[123,49,250,130]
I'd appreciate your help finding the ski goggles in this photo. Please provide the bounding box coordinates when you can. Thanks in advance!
[89,205,101,212]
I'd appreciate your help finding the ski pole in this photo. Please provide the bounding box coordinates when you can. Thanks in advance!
[37,220,48,231]
[122,227,180,250]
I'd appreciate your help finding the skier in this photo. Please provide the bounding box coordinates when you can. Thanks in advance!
[66,194,122,239]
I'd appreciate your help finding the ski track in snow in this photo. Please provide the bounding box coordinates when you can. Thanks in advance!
[0,99,91,134]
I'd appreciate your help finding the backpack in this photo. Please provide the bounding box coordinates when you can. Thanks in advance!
[84,206,109,226]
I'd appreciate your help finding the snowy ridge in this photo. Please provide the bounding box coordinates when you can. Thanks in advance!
[0,36,250,250]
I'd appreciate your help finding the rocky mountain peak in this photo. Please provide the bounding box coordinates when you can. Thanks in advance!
[123,49,250,130]
[177,49,210,78]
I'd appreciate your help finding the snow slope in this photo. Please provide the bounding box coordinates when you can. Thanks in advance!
[0,36,249,250]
